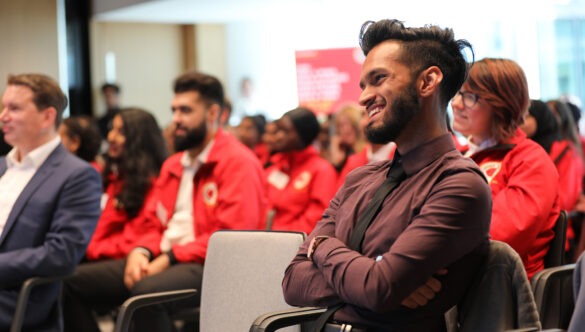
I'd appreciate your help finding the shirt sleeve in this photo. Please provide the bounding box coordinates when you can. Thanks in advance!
[282,192,343,307]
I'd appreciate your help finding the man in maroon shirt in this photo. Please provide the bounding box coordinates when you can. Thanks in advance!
[282,19,492,331]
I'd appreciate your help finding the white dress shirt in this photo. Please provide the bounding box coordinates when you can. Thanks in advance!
[160,140,214,253]
[0,136,61,235]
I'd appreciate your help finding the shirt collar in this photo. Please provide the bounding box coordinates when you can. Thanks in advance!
[180,139,215,169]
[7,136,61,169]
[399,134,456,176]
[465,136,498,157]
[368,142,396,162]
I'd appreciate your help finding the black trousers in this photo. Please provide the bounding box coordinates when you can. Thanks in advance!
[62,259,203,332]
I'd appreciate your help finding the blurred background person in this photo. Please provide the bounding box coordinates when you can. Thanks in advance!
[261,120,278,168]
[97,83,121,140]
[315,114,333,164]
[232,76,260,126]
[451,58,560,278]
[521,100,584,259]
[64,107,168,330]
[548,99,585,260]
[264,107,336,234]
[58,115,103,171]
[236,114,269,162]
[328,103,367,171]
[84,107,168,261]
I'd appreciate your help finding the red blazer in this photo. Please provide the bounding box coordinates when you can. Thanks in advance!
[265,146,337,234]
[470,129,560,278]
[136,129,267,264]
[86,175,159,260]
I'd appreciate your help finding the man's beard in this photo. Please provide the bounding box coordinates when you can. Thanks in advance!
[173,121,207,152]
[365,84,420,144]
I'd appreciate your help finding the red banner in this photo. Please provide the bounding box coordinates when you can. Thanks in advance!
[295,47,364,115]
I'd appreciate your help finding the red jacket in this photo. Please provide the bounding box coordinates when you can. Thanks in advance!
[550,139,584,212]
[136,129,267,264]
[85,175,159,260]
[470,129,560,278]
[550,139,584,248]
[265,146,337,234]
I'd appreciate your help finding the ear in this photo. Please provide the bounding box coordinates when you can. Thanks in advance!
[42,107,57,130]
[206,103,221,125]
[418,66,443,98]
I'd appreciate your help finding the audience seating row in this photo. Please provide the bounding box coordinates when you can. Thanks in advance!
[7,212,576,332]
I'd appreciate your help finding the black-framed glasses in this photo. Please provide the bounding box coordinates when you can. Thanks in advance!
[453,90,480,108]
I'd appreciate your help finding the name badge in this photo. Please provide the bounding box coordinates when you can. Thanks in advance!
[100,193,109,210]
[267,170,290,190]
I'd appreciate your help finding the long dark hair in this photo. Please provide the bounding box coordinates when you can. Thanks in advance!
[103,107,168,218]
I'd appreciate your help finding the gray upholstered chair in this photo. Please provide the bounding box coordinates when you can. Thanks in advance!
[251,240,542,332]
[114,230,306,332]
[531,264,575,330]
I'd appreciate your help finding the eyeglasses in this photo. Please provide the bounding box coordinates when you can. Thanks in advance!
[453,91,480,108]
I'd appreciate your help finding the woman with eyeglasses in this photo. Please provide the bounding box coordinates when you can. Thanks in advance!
[451,58,561,279]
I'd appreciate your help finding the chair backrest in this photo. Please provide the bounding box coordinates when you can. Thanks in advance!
[199,230,305,332]
[544,210,568,269]
[531,264,575,329]
[455,240,541,332]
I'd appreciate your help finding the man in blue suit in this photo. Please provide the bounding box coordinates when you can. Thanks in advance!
[0,73,101,330]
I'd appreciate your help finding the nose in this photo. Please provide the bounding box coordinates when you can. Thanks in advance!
[451,93,464,111]
[358,87,375,109]
[107,128,116,144]
[0,107,8,123]
[171,110,181,125]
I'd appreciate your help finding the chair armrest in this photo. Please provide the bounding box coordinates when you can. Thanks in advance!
[11,275,71,332]
[114,289,197,332]
[250,307,327,332]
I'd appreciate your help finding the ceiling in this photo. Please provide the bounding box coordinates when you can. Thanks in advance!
[92,0,585,25]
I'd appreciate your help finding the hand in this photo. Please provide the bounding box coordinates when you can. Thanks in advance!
[124,250,150,290]
[401,269,447,309]
[146,254,171,277]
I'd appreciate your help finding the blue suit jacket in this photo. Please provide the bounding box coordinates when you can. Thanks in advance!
[0,144,101,330]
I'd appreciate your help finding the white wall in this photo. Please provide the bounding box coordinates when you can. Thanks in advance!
[224,11,551,122]
[90,21,183,128]
[196,24,227,88]
[0,0,61,90]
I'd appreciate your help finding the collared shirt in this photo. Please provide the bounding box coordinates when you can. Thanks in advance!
[160,140,214,253]
[464,136,498,157]
[283,134,492,330]
[367,142,396,163]
[0,136,60,235]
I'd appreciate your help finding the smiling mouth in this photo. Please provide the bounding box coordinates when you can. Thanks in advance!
[368,106,384,118]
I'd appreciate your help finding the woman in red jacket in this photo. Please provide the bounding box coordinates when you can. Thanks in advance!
[451,58,560,279]
[265,107,337,234]
[85,107,168,260]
